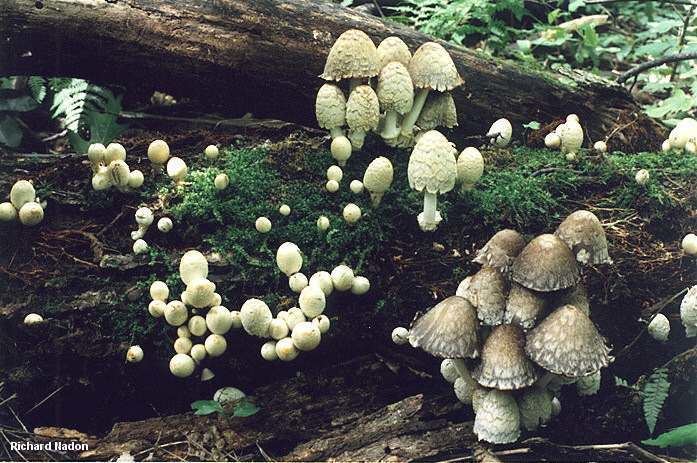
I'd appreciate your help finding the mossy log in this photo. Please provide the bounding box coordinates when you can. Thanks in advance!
[3,0,663,151]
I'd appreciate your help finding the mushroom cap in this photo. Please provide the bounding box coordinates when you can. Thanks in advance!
[0,202,17,222]
[547,284,590,315]
[504,283,547,330]
[321,29,379,81]
[309,271,334,296]
[555,210,611,266]
[316,84,347,130]
[473,229,527,272]
[313,314,331,334]
[377,36,411,68]
[557,119,583,154]
[214,173,229,190]
[87,143,106,163]
[291,321,322,351]
[408,42,463,91]
[240,298,273,337]
[204,145,219,160]
[255,216,272,233]
[346,85,380,132]
[682,233,697,255]
[279,204,291,216]
[327,165,343,182]
[331,264,355,291]
[169,353,195,378]
[545,132,561,149]
[317,215,330,231]
[363,156,394,195]
[24,313,44,325]
[594,140,607,152]
[517,387,553,431]
[164,300,188,326]
[326,180,340,193]
[417,92,458,131]
[147,139,170,165]
[126,345,144,363]
[454,373,479,404]
[276,242,302,276]
[179,250,209,285]
[289,272,309,293]
[285,307,306,331]
[157,217,173,233]
[204,334,227,357]
[10,180,36,210]
[276,337,299,361]
[511,234,580,292]
[350,179,364,194]
[148,300,166,318]
[331,136,352,163]
[342,203,362,223]
[576,371,601,396]
[261,341,278,361]
[150,280,169,301]
[391,326,409,345]
[456,147,484,186]
[132,239,148,255]
[269,318,290,340]
[473,390,521,444]
[206,305,233,335]
[105,143,127,163]
[350,276,370,295]
[680,285,697,337]
[108,160,131,187]
[190,343,206,362]
[174,336,194,354]
[135,207,154,226]
[486,118,513,147]
[128,170,144,189]
[473,324,538,390]
[635,169,650,185]
[440,359,460,384]
[465,266,509,326]
[376,62,414,115]
[299,284,326,318]
[18,202,44,226]
[648,313,670,342]
[407,130,458,194]
[166,157,188,180]
[525,304,611,376]
[408,296,480,359]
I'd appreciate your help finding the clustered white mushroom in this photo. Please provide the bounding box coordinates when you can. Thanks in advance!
[662,117,697,154]
[0,180,46,226]
[544,114,584,160]
[393,209,614,443]
[316,30,464,159]
[88,142,146,193]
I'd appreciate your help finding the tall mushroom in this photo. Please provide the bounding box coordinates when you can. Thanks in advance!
[346,85,380,150]
[320,29,379,91]
[315,84,347,140]
[554,210,612,266]
[376,62,414,140]
[511,234,580,292]
[473,324,538,390]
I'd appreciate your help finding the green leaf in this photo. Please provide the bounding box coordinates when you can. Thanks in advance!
[643,368,670,434]
[67,110,127,154]
[191,400,224,416]
[232,398,260,417]
[0,95,39,112]
[569,0,585,13]
[0,115,23,147]
[645,89,696,119]
[642,423,697,448]
[523,121,541,130]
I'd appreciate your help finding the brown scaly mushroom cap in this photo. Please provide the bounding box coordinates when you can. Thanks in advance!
[321,29,380,81]
[473,324,538,390]
[377,36,412,68]
[504,283,547,330]
[548,284,590,315]
[554,210,612,266]
[525,304,612,377]
[416,92,458,131]
[474,229,527,273]
[408,296,480,359]
[408,42,463,92]
[465,266,509,326]
[511,234,580,292]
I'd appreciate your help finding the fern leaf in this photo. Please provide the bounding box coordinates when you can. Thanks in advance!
[27,76,47,103]
[642,423,697,448]
[643,368,670,434]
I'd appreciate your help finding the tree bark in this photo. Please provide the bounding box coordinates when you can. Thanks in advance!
[1,0,664,151]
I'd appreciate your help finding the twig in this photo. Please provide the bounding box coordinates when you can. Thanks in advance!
[530,167,582,177]
[25,384,66,415]
[617,51,697,83]
[371,0,385,19]
[670,6,696,81]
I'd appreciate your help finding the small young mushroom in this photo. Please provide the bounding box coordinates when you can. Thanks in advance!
[18,202,44,226]
[648,313,670,342]
[682,233,697,255]
[240,298,273,337]
[325,180,340,193]
[440,359,460,384]
[275,337,299,361]
[391,326,410,345]
[289,272,309,293]
[204,334,227,357]
[191,344,206,363]
[456,147,484,192]
[108,160,131,190]
[133,239,149,255]
[473,325,537,390]
[0,202,17,222]
[342,203,362,224]
[131,207,154,240]
[554,210,612,266]
[680,285,697,337]
[148,300,166,318]
[188,315,208,337]
[206,305,233,335]
[269,318,290,340]
[316,216,330,232]
[363,156,394,206]
[635,169,650,186]
[157,217,173,233]
[464,266,509,326]
[473,390,521,444]
[169,353,195,378]
[285,307,306,331]
[662,140,672,152]
[164,300,188,326]
[178,326,191,338]
[331,264,355,291]
[147,140,170,165]
[200,368,215,382]
[150,281,169,301]
[517,387,553,431]
[316,84,347,139]
[279,204,291,216]
[594,140,607,153]
[10,180,36,210]
[174,337,193,355]
[261,341,278,361]
[179,250,209,285]
[299,284,326,318]
[276,242,303,276]
[292,321,322,351]
[350,276,370,295]
[186,277,216,308]
[204,145,219,160]
[377,36,411,68]
[327,165,343,182]
[166,157,188,185]
[127,170,145,189]
[214,173,230,190]
[126,345,144,363]
[24,313,44,325]
[331,136,352,166]
[544,132,561,149]
[556,114,584,155]
[320,29,380,89]
[104,143,127,163]
[87,143,106,172]
[350,180,364,194]
[312,315,330,334]
[486,118,513,147]
[309,271,334,296]
[346,85,380,150]
[376,61,414,139]
[453,374,479,405]
[255,216,272,233]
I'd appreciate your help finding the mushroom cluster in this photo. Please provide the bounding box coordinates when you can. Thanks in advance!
[316,30,463,162]
[0,180,46,226]
[544,114,584,160]
[663,117,697,154]
[87,143,145,192]
[394,209,614,443]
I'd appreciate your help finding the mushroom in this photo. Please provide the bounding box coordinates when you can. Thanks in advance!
[148,300,166,318]
[376,62,414,140]
[473,229,527,273]
[18,202,44,226]
[133,239,149,255]
[240,298,273,337]
[455,276,472,299]
[190,344,206,363]
[331,264,355,291]
[255,216,272,233]
[635,169,650,186]
[544,132,561,149]
[351,276,370,295]
[279,204,291,216]
[350,180,364,194]
[517,387,553,431]
[157,217,173,233]
[511,234,580,292]
[269,318,290,340]
[647,313,670,342]
[126,345,144,363]
[471,386,489,414]
[0,202,17,222]
[554,210,612,266]
[473,389,521,444]
[331,136,353,166]
[289,272,308,293]
[320,29,379,89]
[525,304,611,377]
[548,284,590,315]
[682,233,697,255]
[275,337,299,361]
[556,114,583,155]
[291,321,322,351]
[327,165,343,182]
[200,368,215,382]
[346,85,380,150]
[408,296,480,359]
[204,334,227,357]
[313,315,331,334]
[576,371,601,396]
[309,271,334,296]
[24,313,44,325]
[377,36,411,68]
[166,157,188,185]
[178,326,191,338]
[206,305,233,335]
[285,307,307,331]
[363,156,394,206]
[391,326,409,345]
[416,93,457,132]
[179,250,209,285]
[148,140,171,165]
[465,267,509,326]
[662,140,672,152]
[108,160,131,190]
[453,374,479,404]
[551,397,562,416]
[456,147,484,192]
[230,310,242,329]
[131,207,154,240]
[104,143,127,163]
[680,285,697,337]
[204,145,219,160]
[214,173,229,190]
[316,216,330,232]
[504,283,547,330]
[407,130,458,231]
[594,140,607,153]
[10,180,36,210]
[299,284,326,318]
[473,325,537,389]
[342,203,362,224]
[276,242,303,276]
[164,300,188,326]
[87,143,106,172]
[401,42,463,137]
[174,337,193,354]
[150,281,169,301]
[316,84,347,139]
[440,359,460,384]
[261,341,278,361]
[127,170,144,189]
[486,118,513,147]
[169,353,195,378]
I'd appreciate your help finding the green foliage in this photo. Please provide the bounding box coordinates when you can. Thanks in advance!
[191,397,260,417]
[0,77,42,147]
[191,400,224,416]
[642,423,697,448]
[643,367,670,434]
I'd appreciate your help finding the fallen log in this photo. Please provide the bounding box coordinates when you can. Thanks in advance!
[2,0,664,151]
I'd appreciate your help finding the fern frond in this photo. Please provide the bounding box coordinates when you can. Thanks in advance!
[27,76,47,103]
[643,368,670,434]
[50,79,121,132]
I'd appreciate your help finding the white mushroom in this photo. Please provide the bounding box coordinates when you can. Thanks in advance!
[87,143,106,172]
[289,272,309,293]
[104,143,127,163]
[350,276,370,295]
[240,298,273,337]
[131,207,154,240]
[279,204,291,216]
[187,315,208,338]
[299,284,326,318]
[309,271,334,296]
[148,300,166,318]
[350,180,364,194]
[255,216,272,233]
[268,318,290,340]
[312,315,331,334]
[179,250,209,285]
[169,353,195,378]
[680,285,697,337]
[363,157,393,206]
[18,202,44,226]
[24,313,44,325]
[276,242,303,276]
[164,300,188,326]
[200,368,216,382]
[150,281,169,301]
[157,217,173,233]
[291,321,322,351]
[331,136,352,166]
[214,173,230,190]
[166,157,188,185]
[148,140,170,165]
[342,203,362,224]
[191,344,206,363]
[206,305,233,335]
[648,313,670,342]
[391,326,409,345]
[317,216,330,231]
[133,239,149,255]
[126,345,144,363]
[326,180,340,193]
[127,170,145,190]
[440,359,460,384]
[204,334,227,357]
[545,132,561,149]
[486,118,513,147]
[682,233,697,255]
[186,277,216,308]
[204,145,219,160]
[331,265,355,291]
[261,341,278,361]
[10,180,36,210]
[0,202,17,222]
[635,169,650,186]
[473,389,521,444]
[284,307,306,331]
[594,140,607,153]
[456,147,484,192]
[275,337,299,361]
[327,165,344,182]
[174,337,193,354]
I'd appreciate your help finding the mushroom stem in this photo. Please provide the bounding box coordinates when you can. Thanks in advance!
[423,191,438,227]
[330,127,344,139]
[348,130,367,151]
[380,110,400,140]
[535,372,556,390]
[400,88,430,136]
[451,358,473,382]
[349,78,363,92]
[369,192,384,207]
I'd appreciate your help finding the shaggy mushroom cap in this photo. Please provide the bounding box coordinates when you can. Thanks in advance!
[285,307,307,331]
[456,147,484,191]
[126,345,144,363]
[408,42,463,92]
[680,285,697,337]
[10,180,36,210]
[526,304,612,376]
[169,353,195,378]
[473,389,521,444]
[331,136,352,166]
[18,202,44,226]
[346,85,380,150]
[186,277,216,308]
[108,160,131,188]
[310,271,334,296]
[377,36,411,68]
[474,229,527,272]
[408,130,458,194]
[214,173,229,190]
[635,169,650,185]
[164,300,188,327]
[313,315,331,334]
[179,250,209,285]
[315,84,347,138]
[440,359,460,384]
[317,215,330,231]
[206,305,233,335]
[555,210,612,266]
[682,233,697,255]
[471,386,489,414]
[465,267,509,326]
[147,140,170,165]
[545,132,561,149]
[299,284,326,318]
[321,29,379,81]
[240,298,273,338]
[576,370,601,396]
[408,296,480,358]
[547,284,590,315]
[363,156,394,206]
[486,118,513,147]
[454,374,479,405]
[289,272,309,293]
[331,264,355,291]
[351,276,370,295]
[377,61,414,115]
[0,202,17,222]
[417,93,458,132]
[473,324,538,390]
[157,217,173,233]
[511,234,580,292]
[648,313,670,342]
[276,242,303,276]
[517,387,553,431]
[292,321,322,351]
[343,203,362,224]
[504,283,547,330]
[276,337,299,361]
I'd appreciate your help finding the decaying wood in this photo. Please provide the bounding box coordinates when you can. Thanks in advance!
[2,0,664,151]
